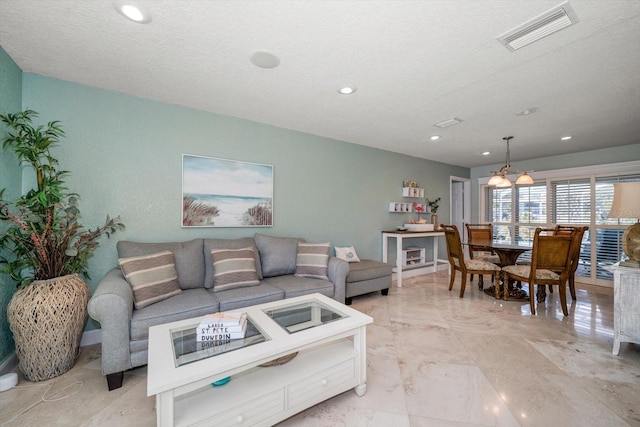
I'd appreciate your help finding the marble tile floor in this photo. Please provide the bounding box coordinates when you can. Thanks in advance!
[1,271,639,426]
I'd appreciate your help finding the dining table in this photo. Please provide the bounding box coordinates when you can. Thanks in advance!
[464,240,533,300]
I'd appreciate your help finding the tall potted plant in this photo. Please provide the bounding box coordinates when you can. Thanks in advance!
[0,110,124,381]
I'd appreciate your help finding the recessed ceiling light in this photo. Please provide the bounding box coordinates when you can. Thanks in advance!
[430,135,440,141]
[516,107,538,116]
[561,136,572,141]
[339,86,356,95]
[482,151,491,156]
[250,51,280,69]
[113,1,152,23]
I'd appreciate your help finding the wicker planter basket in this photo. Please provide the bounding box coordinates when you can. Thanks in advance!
[7,274,91,382]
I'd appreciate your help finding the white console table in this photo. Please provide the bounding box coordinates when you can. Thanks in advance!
[612,265,640,355]
[382,230,446,287]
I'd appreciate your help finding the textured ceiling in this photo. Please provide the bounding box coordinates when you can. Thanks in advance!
[1,0,640,168]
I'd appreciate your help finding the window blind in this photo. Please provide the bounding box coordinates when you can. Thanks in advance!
[550,178,591,224]
[592,174,640,279]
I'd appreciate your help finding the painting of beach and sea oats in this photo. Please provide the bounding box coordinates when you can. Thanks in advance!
[182,154,273,227]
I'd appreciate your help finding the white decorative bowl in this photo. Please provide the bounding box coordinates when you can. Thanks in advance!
[404,224,434,232]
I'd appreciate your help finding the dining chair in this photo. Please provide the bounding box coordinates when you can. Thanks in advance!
[502,228,575,316]
[554,225,589,300]
[442,224,501,298]
[465,223,500,288]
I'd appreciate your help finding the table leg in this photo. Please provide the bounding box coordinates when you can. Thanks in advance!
[503,274,510,301]
[396,236,403,288]
[157,390,175,427]
[382,235,388,263]
[354,326,367,396]
[432,236,438,272]
[613,336,621,356]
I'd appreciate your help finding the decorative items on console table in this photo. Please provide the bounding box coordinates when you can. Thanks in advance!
[0,110,124,382]
[608,182,640,268]
[412,202,428,223]
[426,197,441,228]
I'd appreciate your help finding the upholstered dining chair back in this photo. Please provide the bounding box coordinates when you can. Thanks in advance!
[442,224,501,298]
[531,228,574,272]
[553,225,589,300]
[503,227,576,315]
[465,223,500,286]
[444,224,465,265]
[465,223,494,258]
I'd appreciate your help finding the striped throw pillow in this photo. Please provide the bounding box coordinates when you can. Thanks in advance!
[118,251,182,309]
[295,242,330,280]
[211,247,260,292]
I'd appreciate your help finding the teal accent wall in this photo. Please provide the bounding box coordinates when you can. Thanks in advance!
[469,143,640,222]
[5,63,639,344]
[21,73,469,330]
[0,46,23,364]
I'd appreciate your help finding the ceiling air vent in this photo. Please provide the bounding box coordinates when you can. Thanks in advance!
[497,1,579,51]
[434,117,463,128]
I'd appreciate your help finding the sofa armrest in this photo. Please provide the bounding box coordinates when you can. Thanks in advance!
[87,268,134,375]
[327,257,349,304]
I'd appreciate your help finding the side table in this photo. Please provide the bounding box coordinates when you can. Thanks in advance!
[612,265,640,355]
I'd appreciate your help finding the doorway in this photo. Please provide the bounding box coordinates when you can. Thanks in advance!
[450,176,470,239]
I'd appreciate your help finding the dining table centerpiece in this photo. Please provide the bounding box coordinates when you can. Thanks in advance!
[0,110,124,381]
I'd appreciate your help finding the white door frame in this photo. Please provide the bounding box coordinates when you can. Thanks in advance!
[450,176,471,239]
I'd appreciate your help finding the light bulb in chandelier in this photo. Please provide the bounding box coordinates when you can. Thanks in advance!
[488,172,504,186]
[496,176,512,187]
[516,171,534,185]
[488,136,534,186]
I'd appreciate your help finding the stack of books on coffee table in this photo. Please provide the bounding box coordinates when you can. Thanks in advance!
[196,311,247,342]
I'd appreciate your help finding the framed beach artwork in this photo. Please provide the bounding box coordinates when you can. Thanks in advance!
[182,154,273,227]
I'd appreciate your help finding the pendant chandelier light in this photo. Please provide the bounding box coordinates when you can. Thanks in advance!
[487,136,534,187]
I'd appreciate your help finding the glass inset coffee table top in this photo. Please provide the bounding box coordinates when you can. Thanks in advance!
[171,318,266,367]
[263,299,348,334]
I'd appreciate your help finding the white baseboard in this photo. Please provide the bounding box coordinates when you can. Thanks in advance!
[80,329,102,347]
[0,330,101,375]
[0,353,18,375]
[392,261,449,281]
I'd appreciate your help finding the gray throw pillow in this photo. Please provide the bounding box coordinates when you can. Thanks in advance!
[118,251,182,309]
[211,247,260,292]
[295,242,330,280]
[254,233,304,277]
[117,239,204,289]
[203,237,263,288]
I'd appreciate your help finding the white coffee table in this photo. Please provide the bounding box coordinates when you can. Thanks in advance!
[147,293,373,427]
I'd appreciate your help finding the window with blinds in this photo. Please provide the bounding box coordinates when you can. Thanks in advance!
[550,179,591,224]
[515,184,547,244]
[592,174,640,279]
[516,184,547,225]
[596,174,640,225]
[483,170,640,285]
[486,187,512,241]
[487,187,511,223]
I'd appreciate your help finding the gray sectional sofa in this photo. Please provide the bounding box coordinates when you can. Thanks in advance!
[87,233,349,391]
